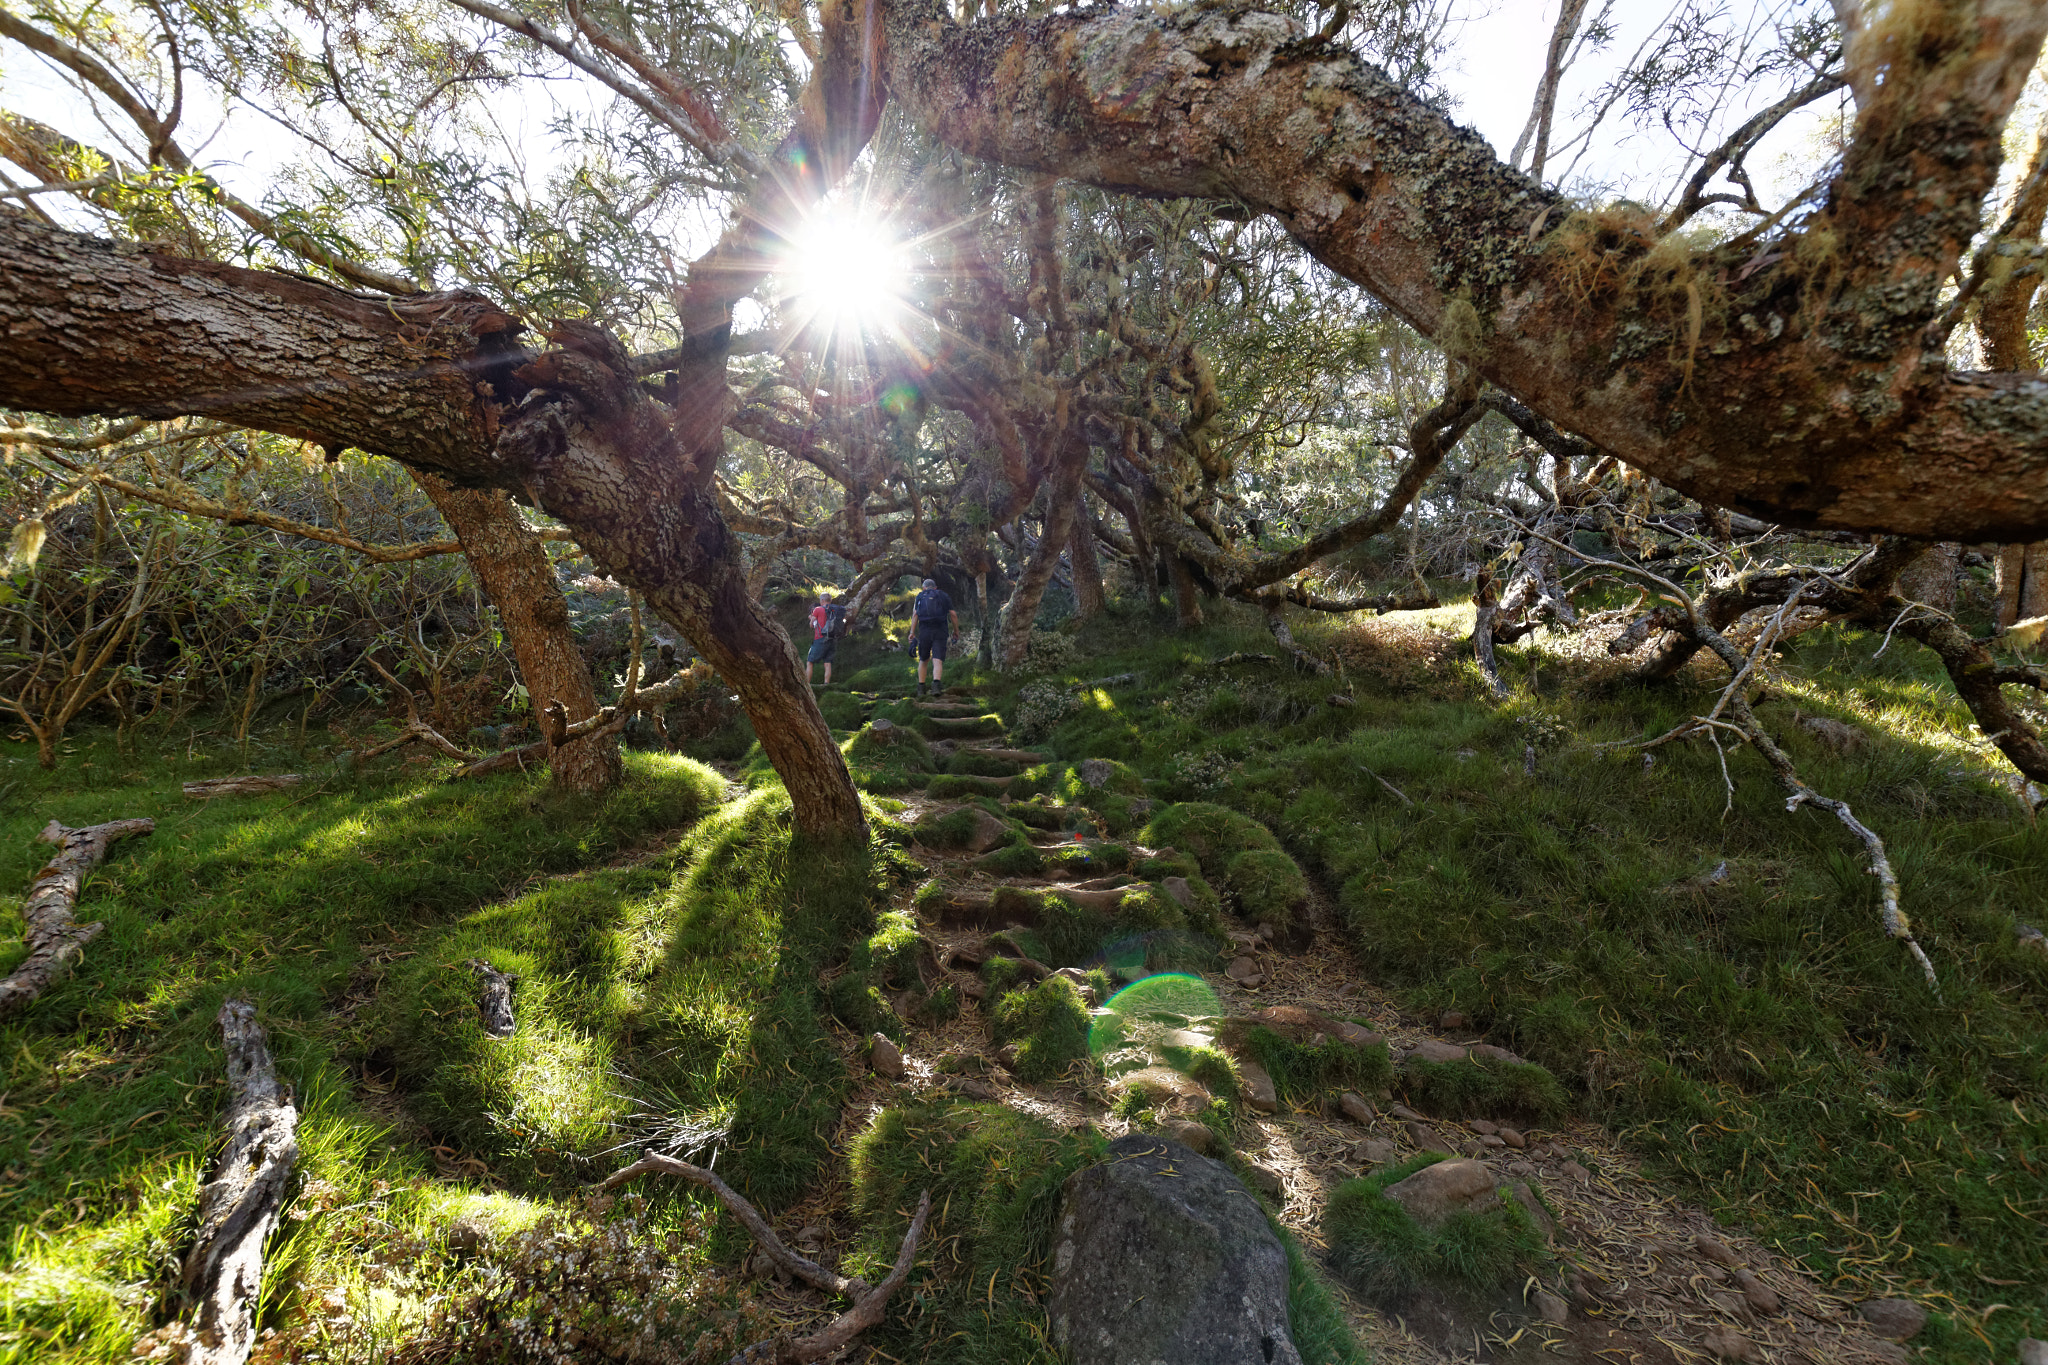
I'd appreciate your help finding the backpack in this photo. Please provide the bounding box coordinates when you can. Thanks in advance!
[914,587,946,624]
[824,602,849,639]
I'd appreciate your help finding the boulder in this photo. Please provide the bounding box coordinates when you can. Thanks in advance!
[1856,1299,1927,1341]
[1338,1092,1375,1124]
[965,809,1012,854]
[1238,1060,1279,1113]
[1049,1135,1302,1365]
[1404,1039,1469,1063]
[1156,1119,1215,1154]
[1356,1137,1396,1164]
[1161,875,1195,908]
[1406,1121,1454,1155]
[1380,1158,1499,1227]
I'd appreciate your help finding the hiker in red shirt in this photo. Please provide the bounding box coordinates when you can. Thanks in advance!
[807,591,846,688]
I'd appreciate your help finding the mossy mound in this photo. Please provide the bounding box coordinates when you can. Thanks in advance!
[946,750,1022,778]
[926,773,1014,800]
[816,690,866,730]
[1324,1155,1550,1302]
[1401,1056,1568,1124]
[992,977,1092,1082]
[843,720,934,792]
[1225,847,1311,927]
[1226,1023,1393,1104]
[1142,802,1308,932]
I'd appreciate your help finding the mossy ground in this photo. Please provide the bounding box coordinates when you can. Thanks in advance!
[7,582,2046,1363]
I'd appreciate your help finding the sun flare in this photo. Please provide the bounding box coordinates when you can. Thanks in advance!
[782,211,908,334]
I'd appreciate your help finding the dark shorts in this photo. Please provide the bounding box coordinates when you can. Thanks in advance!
[914,625,949,660]
[807,637,836,663]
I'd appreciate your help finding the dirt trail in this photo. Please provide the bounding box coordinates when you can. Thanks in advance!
[802,684,1924,1365]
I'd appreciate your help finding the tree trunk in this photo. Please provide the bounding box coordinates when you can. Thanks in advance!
[1068,498,1107,621]
[0,217,865,838]
[997,435,1089,668]
[411,472,621,795]
[1167,555,1205,629]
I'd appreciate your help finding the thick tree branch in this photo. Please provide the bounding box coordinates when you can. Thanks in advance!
[0,817,153,1021]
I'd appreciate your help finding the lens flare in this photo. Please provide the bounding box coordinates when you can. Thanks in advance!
[781,209,907,334]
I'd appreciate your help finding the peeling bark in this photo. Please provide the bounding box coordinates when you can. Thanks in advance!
[1068,501,1108,621]
[0,817,153,1021]
[469,959,517,1038]
[183,776,304,799]
[878,0,2048,540]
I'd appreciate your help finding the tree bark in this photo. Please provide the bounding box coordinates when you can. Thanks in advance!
[1166,554,1205,629]
[409,473,621,795]
[0,217,864,837]
[997,434,1089,667]
[1068,497,1108,621]
[877,0,2048,540]
[0,818,153,1021]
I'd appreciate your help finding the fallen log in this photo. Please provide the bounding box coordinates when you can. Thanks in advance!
[595,1152,932,1365]
[0,818,153,1021]
[170,1000,300,1365]
[469,959,516,1037]
[183,775,305,800]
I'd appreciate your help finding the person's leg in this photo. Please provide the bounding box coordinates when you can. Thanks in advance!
[823,660,832,684]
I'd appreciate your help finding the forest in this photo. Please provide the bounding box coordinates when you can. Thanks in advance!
[1,0,2047,1361]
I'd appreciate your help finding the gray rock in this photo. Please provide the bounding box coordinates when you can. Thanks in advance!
[1499,1126,1526,1149]
[1238,1060,1278,1113]
[1560,1160,1591,1183]
[1161,875,1195,908]
[868,1033,904,1080]
[1226,955,1261,981]
[1388,1103,1424,1121]
[1439,1010,1467,1029]
[1244,1164,1284,1198]
[1405,1039,1468,1063]
[1406,1121,1455,1155]
[965,809,1012,854]
[1156,1119,1214,1154]
[1856,1299,1927,1341]
[1356,1138,1396,1164]
[1470,1118,1499,1135]
[1470,1043,1526,1064]
[1381,1158,1499,1227]
[1733,1268,1779,1317]
[2019,1339,2048,1365]
[1338,1091,1375,1124]
[1049,1135,1302,1365]
[1700,1325,1753,1361]
[2018,924,2047,957]
[1694,1233,1741,1267]
[1533,1290,1570,1325]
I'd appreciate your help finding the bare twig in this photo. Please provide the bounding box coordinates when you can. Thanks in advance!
[0,818,154,1020]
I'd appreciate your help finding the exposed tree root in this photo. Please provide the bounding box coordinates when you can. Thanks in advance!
[595,1152,932,1365]
[182,775,304,800]
[0,817,153,1021]
[163,999,300,1365]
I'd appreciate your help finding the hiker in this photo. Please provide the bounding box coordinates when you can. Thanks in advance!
[807,590,846,687]
[911,577,959,697]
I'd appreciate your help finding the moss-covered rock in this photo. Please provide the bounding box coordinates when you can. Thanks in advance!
[1324,1155,1550,1301]
[992,977,1092,1082]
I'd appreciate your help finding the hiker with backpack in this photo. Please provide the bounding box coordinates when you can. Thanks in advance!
[911,578,959,697]
[807,590,847,687]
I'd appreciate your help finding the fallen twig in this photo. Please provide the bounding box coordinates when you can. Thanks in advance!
[469,959,516,1038]
[0,817,153,1021]
[183,774,305,799]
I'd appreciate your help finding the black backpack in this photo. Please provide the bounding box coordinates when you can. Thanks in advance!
[824,602,849,639]
[914,587,946,624]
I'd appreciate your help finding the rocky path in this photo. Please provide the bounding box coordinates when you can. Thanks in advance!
[804,685,1932,1365]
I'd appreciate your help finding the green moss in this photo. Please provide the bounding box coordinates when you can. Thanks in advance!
[1143,801,1283,870]
[1401,1056,1568,1123]
[1225,848,1309,929]
[1324,1155,1548,1300]
[848,1101,1106,1362]
[920,983,961,1022]
[1233,1025,1393,1104]
[1045,840,1131,875]
[928,773,1015,800]
[948,751,1023,778]
[991,978,1092,1082]
[972,842,1046,876]
[816,690,865,731]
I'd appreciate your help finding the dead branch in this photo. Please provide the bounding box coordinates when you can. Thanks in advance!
[469,959,516,1038]
[1470,565,1510,700]
[0,817,153,1021]
[729,1189,933,1364]
[1254,592,1332,675]
[183,775,305,800]
[167,999,300,1365]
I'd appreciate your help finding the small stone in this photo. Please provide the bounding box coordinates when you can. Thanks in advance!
[1157,1118,1214,1154]
[1332,1021,1383,1049]
[1479,1134,1506,1148]
[1239,1060,1279,1113]
[1856,1299,1927,1341]
[870,716,895,732]
[1405,1120,1455,1155]
[961,976,989,1001]
[1255,921,1276,940]
[1077,758,1116,788]
[1244,1164,1284,1198]
[1404,1039,1469,1063]
[1469,1119,1499,1135]
[1733,1269,1779,1317]
[1469,1042,1526,1064]
[1560,1160,1591,1183]
[1439,1010,1467,1029]
[2019,1339,2048,1365]
[945,1076,997,1100]
[997,1043,1021,1071]
[1700,1326,1753,1361]
[796,1223,826,1247]
[1357,1138,1396,1164]
[1226,955,1261,981]
[1506,1160,1535,1177]
[1388,1102,1424,1121]
[1161,876,1195,908]
[1380,1158,1499,1227]
[1694,1234,1742,1267]
[1338,1092,1376,1124]
[1050,966,1098,1005]
[2018,924,2048,957]
[868,1033,904,1080]
[1533,1290,1570,1325]
[1459,1140,1486,1157]
[1499,1127,1526,1148]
